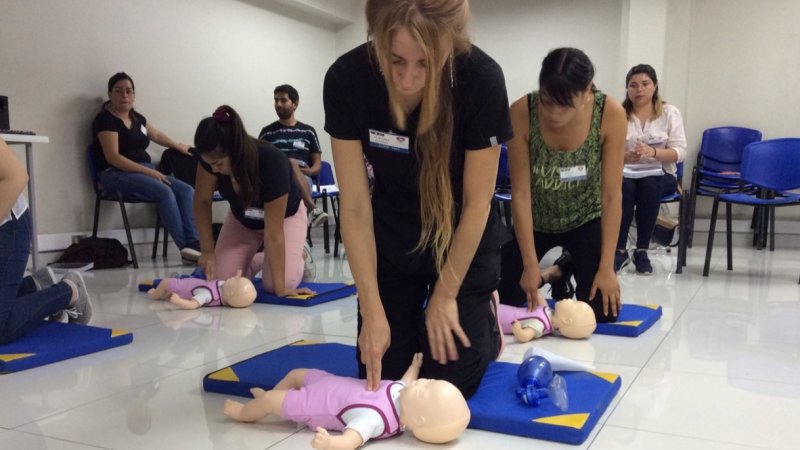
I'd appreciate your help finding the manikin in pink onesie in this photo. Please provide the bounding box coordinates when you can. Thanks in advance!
[147,270,257,310]
[223,353,471,450]
[498,299,597,342]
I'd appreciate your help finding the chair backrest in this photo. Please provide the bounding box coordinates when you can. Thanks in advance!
[699,126,762,172]
[158,147,198,187]
[741,138,800,192]
[496,143,510,188]
[675,161,684,181]
[319,160,336,185]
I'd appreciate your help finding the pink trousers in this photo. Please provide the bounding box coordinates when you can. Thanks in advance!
[214,203,307,293]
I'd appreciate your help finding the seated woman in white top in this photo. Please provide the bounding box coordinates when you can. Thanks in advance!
[615,64,687,275]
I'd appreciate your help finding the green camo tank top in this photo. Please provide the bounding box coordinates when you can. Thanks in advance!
[528,90,605,233]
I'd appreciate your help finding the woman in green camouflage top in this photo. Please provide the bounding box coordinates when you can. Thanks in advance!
[507,47,625,323]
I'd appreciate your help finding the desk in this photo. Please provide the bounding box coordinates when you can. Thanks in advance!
[1,133,50,271]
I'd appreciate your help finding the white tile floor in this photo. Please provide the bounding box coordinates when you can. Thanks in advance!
[3,237,799,450]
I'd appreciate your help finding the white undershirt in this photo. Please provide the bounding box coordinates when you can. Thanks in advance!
[0,194,28,227]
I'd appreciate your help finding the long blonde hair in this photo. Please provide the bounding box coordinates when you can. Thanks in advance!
[366,0,471,274]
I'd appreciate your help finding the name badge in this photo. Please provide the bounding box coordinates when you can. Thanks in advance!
[559,165,587,182]
[140,124,148,136]
[647,138,665,148]
[244,208,264,220]
[369,129,410,154]
[292,140,307,150]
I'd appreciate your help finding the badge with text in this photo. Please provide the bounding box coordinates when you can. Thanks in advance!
[369,129,410,154]
[559,164,587,182]
[244,208,264,220]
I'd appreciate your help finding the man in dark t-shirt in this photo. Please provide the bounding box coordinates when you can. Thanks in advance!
[259,84,328,227]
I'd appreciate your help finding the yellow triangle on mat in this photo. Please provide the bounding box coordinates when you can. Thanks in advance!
[110,329,130,338]
[589,371,620,384]
[534,413,589,429]
[610,320,643,327]
[644,304,660,310]
[0,353,35,362]
[209,367,239,382]
[287,294,313,300]
[290,340,318,346]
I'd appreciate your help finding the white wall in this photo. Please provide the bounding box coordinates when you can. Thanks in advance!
[0,0,337,240]
[470,0,624,104]
[681,0,800,221]
[3,0,799,249]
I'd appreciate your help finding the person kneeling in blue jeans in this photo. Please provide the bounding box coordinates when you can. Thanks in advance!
[0,137,93,344]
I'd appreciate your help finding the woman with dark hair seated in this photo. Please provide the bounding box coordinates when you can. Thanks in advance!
[91,72,200,264]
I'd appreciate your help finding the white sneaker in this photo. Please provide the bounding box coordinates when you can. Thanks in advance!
[302,244,316,282]
[180,247,201,261]
[32,266,59,290]
[61,271,93,325]
[308,208,329,227]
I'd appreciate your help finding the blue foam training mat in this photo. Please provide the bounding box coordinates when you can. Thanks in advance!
[547,299,662,337]
[203,342,620,445]
[468,361,620,444]
[0,322,133,373]
[204,341,357,398]
[252,279,356,307]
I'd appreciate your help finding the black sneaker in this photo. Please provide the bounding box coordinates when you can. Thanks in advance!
[633,250,653,275]
[550,251,575,300]
[614,249,630,273]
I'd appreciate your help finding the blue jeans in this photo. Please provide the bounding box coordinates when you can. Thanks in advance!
[99,164,199,249]
[618,174,678,250]
[0,210,72,344]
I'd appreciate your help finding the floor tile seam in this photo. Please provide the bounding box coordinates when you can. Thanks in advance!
[3,427,113,449]
[638,365,800,388]
[582,364,646,448]
[264,429,306,449]
[9,367,193,431]
[168,337,300,372]
[588,423,774,449]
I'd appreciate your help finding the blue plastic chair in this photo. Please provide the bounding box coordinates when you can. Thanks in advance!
[656,162,691,273]
[494,143,512,228]
[686,127,762,249]
[87,145,156,268]
[702,138,800,279]
[152,147,223,259]
[310,161,341,257]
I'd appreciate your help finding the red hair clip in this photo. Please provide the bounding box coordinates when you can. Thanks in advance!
[212,106,231,124]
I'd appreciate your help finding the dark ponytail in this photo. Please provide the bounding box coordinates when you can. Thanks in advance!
[194,105,260,207]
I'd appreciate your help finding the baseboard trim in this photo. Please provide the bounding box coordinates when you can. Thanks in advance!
[37,228,164,253]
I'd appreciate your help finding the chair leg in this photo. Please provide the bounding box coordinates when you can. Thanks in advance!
[703,195,721,277]
[687,170,699,248]
[118,201,138,268]
[322,193,330,254]
[92,195,102,238]
[162,224,168,257]
[676,194,686,273]
[725,203,733,271]
[152,215,161,259]
[332,198,340,257]
[769,206,775,251]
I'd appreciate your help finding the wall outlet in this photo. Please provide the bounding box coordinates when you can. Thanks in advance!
[71,235,84,244]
